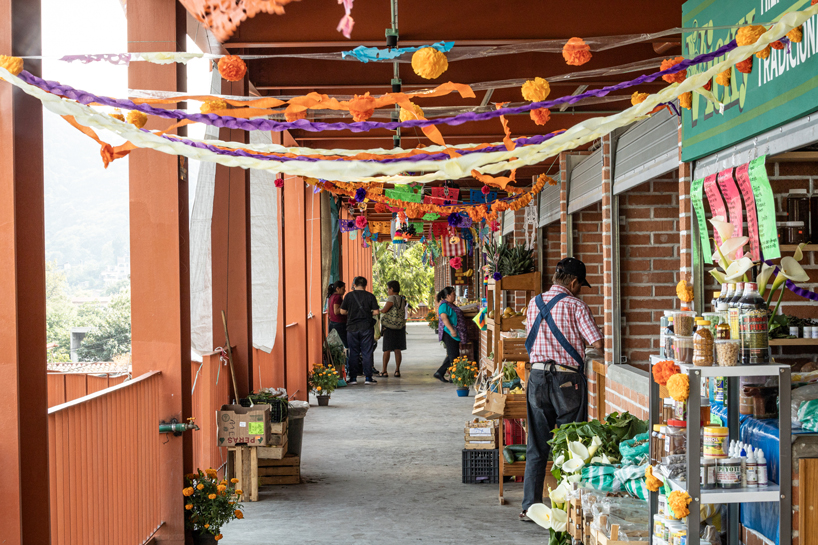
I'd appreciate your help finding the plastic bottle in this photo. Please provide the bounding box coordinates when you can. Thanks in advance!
[739,445,747,487]
[756,448,768,487]
[746,447,758,488]
[738,282,769,365]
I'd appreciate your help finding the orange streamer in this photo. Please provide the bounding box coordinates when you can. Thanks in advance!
[61,115,135,168]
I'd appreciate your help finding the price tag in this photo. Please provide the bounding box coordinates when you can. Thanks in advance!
[704,174,728,247]
[717,167,744,259]
[735,163,761,261]
[748,156,781,260]
[248,422,265,435]
[690,177,712,260]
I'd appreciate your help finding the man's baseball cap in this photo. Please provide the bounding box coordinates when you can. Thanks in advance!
[556,257,591,288]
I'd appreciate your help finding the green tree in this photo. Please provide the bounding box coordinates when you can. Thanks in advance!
[46,261,76,362]
[372,242,435,309]
[75,287,131,362]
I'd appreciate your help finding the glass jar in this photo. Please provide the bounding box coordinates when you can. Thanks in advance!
[666,421,687,455]
[693,324,714,366]
[788,221,806,245]
[673,335,694,364]
[787,188,810,225]
[715,339,740,366]
[674,310,696,336]
[702,312,721,336]
[810,192,818,243]
[716,321,731,340]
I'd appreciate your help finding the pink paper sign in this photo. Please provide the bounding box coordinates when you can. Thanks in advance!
[735,163,761,261]
[703,174,728,247]
[717,167,744,259]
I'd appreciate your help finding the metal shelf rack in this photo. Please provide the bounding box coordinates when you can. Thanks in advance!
[648,357,792,545]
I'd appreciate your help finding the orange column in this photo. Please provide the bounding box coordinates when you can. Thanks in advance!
[282,175,308,400]
[306,186,323,371]
[341,208,350,285]
[128,1,191,543]
[211,77,253,399]
[0,1,50,542]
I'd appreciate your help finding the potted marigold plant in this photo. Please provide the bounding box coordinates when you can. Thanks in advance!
[448,356,479,397]
[183,468,244,544]
[309,364,339,406]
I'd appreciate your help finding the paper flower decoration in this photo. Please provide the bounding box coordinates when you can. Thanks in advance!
[521,77,551,102]
[652,360,679,386]
[660,57,687,83]
[666,373,690,402]
[449,257,462,269]
[274,177,284,188]
[676,280,694,303]
[668,491,692,518]
[530,108,551,126]
[492,272,502,281]
[126,110,148,129]
[736,57,753,74]
[788,25,803,43]
[771,40,786,50]
[109,111,125,122]
[285,110,307,122]
[489,220,500,232]
[631,91,649,105]
[715,69,731,87]
[645,465,662,493]
[679,92,692,110]
[374,203,390,213]
[0,55,24,76]
[703,79,712,92]
[348,93,376,122]
[736,25,770,59]
[354,187,367,203]
[481,185,490,195]
[355,215,367,229]
[562,37,592,66]
[201,99,228,114]
[448,214,463,228]
[399,102,424,122]
[218,55,247,82]
[539,174,558,187]
[411,47,448,79]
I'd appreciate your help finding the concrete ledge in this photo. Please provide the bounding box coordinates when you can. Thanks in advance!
[606,364,650,397]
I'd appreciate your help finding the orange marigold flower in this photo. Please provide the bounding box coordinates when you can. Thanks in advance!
[208,494,217,500]
[0,55,24,76]
[660,57,687,84]
[235,489,243,495]
[411,47,448,79]
[652,360,680,387]
[787,25,803,43]
[562,37,592,66]
[667,373,690,402]
[676,280,694,302]
[183,487,195,497]
[736,25,766,48]
[204,524,210,529]
[109,112,125,122]
[235,510,244,519]
[521,77,551,102]
[217,485,227,493]
[231,478,239,484]
[702,79,712,92]
[631,91,649,106]
[529,107,551,126]
[185,504,193,510]
[200,99,228,115]
[185,473,197,481]
[126,110,148,129]
[755,45,771,59]
[218,55,247,82]
[771,40,785,50]
[399,102,424,122]
[215,535,223,542]
[316,386,322,391]
[736,57,753,74]
[645,465,663,492]
[668,491,692,518]
[348,93,376,122]
[715,69,731,87]
[196,484,204,490]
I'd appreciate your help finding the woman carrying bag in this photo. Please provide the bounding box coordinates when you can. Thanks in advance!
[378,280,407,377]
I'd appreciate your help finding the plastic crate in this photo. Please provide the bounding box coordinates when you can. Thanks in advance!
[461,448,499,484]
[504,418,526,446]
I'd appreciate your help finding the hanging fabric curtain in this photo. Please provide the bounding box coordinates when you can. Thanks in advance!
[330,196,341,284]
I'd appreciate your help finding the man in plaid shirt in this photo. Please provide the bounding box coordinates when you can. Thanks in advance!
[520,258,603,522]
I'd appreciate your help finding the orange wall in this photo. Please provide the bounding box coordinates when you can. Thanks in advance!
[306,186,323,372]
[47,374,129,409]
[282,174,309,401]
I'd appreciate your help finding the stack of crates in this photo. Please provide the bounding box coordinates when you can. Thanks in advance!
[461,449,499,484]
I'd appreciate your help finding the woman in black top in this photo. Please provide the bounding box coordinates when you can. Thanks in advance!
[338,276,380,385]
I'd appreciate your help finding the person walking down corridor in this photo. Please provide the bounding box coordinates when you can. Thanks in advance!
[519,258,603,522]
[434,286,468,383]
[379,280,407,378]
[326,281,348,348]
[338,276,380,385]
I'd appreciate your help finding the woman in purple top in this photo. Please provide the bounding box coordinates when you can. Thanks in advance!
[326,281,347,348]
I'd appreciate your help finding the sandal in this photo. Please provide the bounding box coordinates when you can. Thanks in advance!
[378,371,389,377]
[394,371,401,378]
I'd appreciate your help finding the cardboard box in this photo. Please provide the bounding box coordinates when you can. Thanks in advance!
[218,404,272,446]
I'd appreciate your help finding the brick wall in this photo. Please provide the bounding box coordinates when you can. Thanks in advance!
[571,201,605,330]
[604,381,649,421]
[541,222,561,290]
[619,175,682,370]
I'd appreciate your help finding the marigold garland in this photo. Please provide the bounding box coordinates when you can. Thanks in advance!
[200,99,228,114]
[736,57,753,74]
[736,25,770,59]
[667,373,690,402]
[703,79,712,92]
[399,102,424,122]
[562,37,592,66]
[218,55,247,82]
[126,110,148,129]
[0,55,24,77]
[676,280,694,302]
[652,360,679,386]
[411,47,448,79]
[109,111,125,122]
[788,25,803,43]
[631,91,649,105]
[645,465,663,492]
[715,69,731,87]
[660,57,687,84]
[530,107,551,126]
[668,491,692,518]
[521,77,551,102]
[679,92,692,110]
[771,40,786,50]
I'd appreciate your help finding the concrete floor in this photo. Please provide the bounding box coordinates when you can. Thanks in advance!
[222,323,549,544]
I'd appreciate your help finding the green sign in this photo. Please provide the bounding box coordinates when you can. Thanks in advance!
[681,0,818,161]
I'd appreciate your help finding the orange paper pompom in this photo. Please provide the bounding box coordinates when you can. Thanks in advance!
[736,57,753,74]
[660,57,687,84]
[126,110,148,129]
[521,77,551,102]
[200,99,228,114]
[788,25,803,43]
[736,25,766,47]
[715,69,731,87]
[348,93,377,122]
[631,91,649,105]
[562,37,592,66]
[109,111,125,122]
[285,110,308,122]
[218,55,247,82]
[646,465,663,493]
[771,40,786,50]
[679,92,692,110]
[530,107,551,126]
[676,280,694,302]
[0,55,24,76]
[668,491,692,518]
[538,173,558,187]
[652,360,679,386]
[411,47,448,79]
[667,373,690,402]
[703,79,712,92]
[399,102,424,122]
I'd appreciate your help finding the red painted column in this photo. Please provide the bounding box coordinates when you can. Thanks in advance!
[306,186,323,371]
[282,175,308,400]
[211,76,253,399]
[128,1,191,542]
[0,1,50,542]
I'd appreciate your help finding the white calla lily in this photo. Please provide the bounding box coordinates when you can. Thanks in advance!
[710,216,734,241]
[568,441,590,462]
[709,269,727,284]
[590,453,613,465]
[562,458,585,473]
[553,454,565,468]
[794,242,808,262]
[549,481,572,509]
[550,508,569,533]
[716,236,749,261]
[757,263,775,297]
[780,256,810,283]
[725,257,755,281]
[566,474,583,484]
[528,503,552,530]
[587,436,603,457]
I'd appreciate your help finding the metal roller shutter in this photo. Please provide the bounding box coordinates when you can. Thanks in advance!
[538,178,561,227]
[613,108,679,195]
[567,151,602,214]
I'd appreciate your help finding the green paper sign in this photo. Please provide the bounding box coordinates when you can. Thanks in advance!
[248,422,265,435]
[748,156,781,259]
[690,176,712,259]
[681,0,818,161]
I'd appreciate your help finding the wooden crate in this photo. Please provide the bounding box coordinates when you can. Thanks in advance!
[594,520,649,545]
[258,454,300,486]
[464,422,497,449]
[270,418,288,435]
[227,446,259,502]
[568,498,583,540]
[257,438,289,460]
[503,393,527,419]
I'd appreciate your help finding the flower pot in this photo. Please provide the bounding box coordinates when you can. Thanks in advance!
[192,530,218,545]
[456,386,470,397]
[317,395,331,406]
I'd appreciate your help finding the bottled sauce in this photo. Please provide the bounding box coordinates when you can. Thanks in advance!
[738,282,769,365]
[722,283,735,307]
[711,291,721,312]
[728,282,744,340]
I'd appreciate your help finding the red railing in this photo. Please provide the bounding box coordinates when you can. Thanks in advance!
[48,371,162,545]
[191,353,231,476]
[47,372,129,408]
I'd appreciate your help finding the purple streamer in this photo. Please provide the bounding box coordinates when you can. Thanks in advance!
[765,261,818,302]
[17,39,737,136]
[58,54,132,65]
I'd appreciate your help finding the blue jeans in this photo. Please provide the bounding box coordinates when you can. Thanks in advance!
[347,327,375,381]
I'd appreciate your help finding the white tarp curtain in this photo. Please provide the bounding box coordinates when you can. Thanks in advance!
[250,130,279,353]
